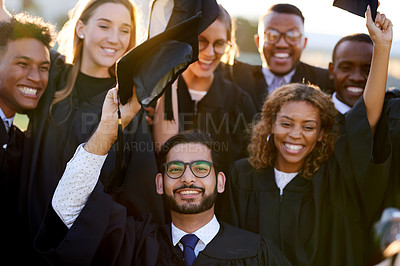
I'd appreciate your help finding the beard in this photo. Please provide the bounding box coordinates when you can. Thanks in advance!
[163,184,217,214]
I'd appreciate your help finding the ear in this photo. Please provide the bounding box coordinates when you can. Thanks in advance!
[318,129,324,142]
[76,20,85,39]
[155,173,164,195]
[302,36,308,50]
[216,172,226,194]
[254,34,260,51]
[328,62,334,80]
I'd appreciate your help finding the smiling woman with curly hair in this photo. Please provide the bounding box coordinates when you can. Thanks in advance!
[219,9,393,264]
[248,83,338,179]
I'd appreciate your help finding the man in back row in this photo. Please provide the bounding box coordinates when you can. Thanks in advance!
[219,3,332,112]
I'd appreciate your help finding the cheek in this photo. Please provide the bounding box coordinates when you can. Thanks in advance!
[120,35,131,50]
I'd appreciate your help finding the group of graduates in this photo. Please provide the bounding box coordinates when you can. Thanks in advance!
[0,0,398,265]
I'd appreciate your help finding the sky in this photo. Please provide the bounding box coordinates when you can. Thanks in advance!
[217,0,399,41]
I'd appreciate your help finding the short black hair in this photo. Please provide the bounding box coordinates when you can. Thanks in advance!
[157,130,221,175]
[0,12,55,53]
[332,33,372,63]
[267,3,305,23]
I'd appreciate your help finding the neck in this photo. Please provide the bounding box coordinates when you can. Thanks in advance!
[80,54,111,78]
[182,70,213,92]
[170,207,215,233]
[0,102,16,118]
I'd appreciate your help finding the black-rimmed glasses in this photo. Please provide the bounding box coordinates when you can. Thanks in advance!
[163,160,213,179]
[198,37,231,55]
[265,29,302,45]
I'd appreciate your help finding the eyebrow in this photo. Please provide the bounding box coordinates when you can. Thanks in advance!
[279,115,318,124]
[97,18,131,27]
[15,56,50,65]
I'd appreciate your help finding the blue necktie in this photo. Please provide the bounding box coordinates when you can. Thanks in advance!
[269,76,285,94]
[180,234,199,266]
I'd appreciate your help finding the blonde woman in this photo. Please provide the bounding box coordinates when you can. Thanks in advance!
[22,0,166,253]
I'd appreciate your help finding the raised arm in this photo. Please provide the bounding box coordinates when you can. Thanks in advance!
[0,0,11,22]
[85,87,141,155]
[363,7,393,133]
[52,87,141,228]
[152,81,179,153]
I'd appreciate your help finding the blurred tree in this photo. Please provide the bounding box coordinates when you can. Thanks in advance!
[235,17,258,54]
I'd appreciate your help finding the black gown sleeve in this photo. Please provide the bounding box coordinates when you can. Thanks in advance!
[35,181,158,265]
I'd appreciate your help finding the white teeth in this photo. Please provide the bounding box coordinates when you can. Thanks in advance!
[179,190,199,195]
[18,87,37,95]
[274,53,289,58]
[199,58,213,64]
[104,48,116,53]
[347,87,363,93]
[284,143,303,151]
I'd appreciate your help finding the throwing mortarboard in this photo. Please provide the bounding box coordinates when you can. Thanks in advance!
[333,0,378,21]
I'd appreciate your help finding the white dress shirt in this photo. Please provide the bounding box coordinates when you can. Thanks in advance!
[172,215,220,257]
[274,168,298,196]
[0,107,14,133]
[331,92,351,115]
[262,67,295,94]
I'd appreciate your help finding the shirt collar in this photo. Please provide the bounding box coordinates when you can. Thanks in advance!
[262,67,296,88]
[331,92,351,114]
[171,215,220,247]
[0,107,14,128]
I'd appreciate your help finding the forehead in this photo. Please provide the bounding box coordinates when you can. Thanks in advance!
[334,41,373,64]
[2,38,50,63]
[199,19,228,40]
[88,2,131,25]
[277,101,320,122]
[263,12,304,32]
[166,143,212,162]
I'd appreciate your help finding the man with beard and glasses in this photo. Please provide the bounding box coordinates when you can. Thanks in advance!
[35,88,290,265]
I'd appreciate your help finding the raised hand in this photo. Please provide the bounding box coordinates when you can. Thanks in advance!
[366,6,393,47]
[363,6,393,133]
[84,86,141,155]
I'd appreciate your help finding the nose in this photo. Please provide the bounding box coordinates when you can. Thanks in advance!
[288,125,302,139]
[202,42,215,56]
[348,67,366,82]
[108,28,119,43]
[275,34,289,47]
[180,165,196,184]
[27,66,40,82]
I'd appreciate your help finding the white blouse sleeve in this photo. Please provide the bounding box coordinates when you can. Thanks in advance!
[51,143,108,229]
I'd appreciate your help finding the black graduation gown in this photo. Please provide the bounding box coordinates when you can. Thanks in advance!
[219,98,391,266]
[381,96,400,207]
[217,60,333,112]
[20,52,166,252]
[0,122,31,262]
[35,181,291,266]
[177,74,257,173]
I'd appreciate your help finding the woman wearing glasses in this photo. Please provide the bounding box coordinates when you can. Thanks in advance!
[153,5,256,174]
[220,8,393,266]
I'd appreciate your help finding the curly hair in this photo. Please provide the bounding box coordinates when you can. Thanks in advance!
[248,83,338,179]
[0,12,56,53]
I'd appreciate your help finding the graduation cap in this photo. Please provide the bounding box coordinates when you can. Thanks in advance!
[117,0,220,107]
[333,0,378,21]
[106,0,219,193]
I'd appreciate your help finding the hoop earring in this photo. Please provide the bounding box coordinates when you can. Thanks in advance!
[319,141,325,154]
